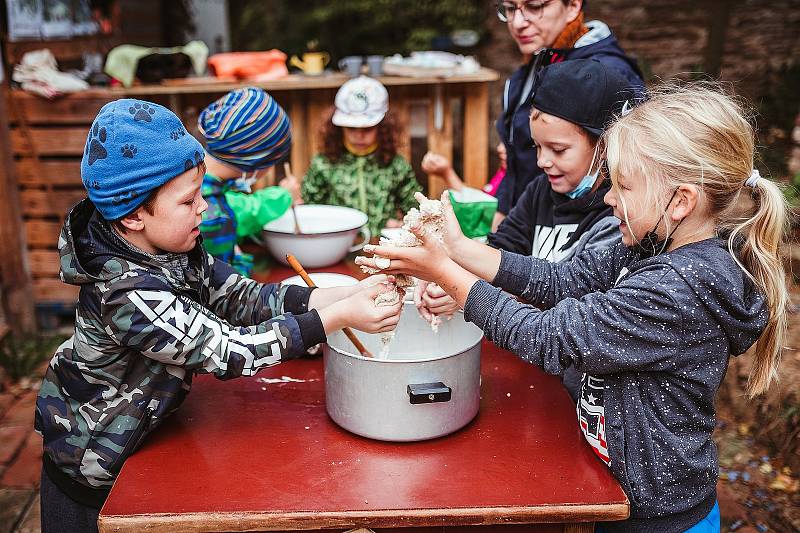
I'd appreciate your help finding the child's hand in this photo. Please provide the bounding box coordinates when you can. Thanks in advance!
[357,274,393,290]
[415,281,459,321]
[437,191,469,260]
[385,218,404,228]
[421,151,452,176]
[308,274,392,311]
[279,174,303,205]
[357,229,453,285]
[338,282,403,333]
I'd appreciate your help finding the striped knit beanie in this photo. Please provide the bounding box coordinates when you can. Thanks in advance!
[198,87,292,171]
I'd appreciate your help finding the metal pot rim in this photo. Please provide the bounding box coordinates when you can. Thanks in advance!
[327,312,483,363]
[327,343,482,363]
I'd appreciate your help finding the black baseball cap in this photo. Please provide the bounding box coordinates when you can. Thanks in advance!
[532,59,637,137]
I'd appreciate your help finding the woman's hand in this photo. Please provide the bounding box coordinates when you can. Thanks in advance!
[414,280,460,321]
[318,282,402,334]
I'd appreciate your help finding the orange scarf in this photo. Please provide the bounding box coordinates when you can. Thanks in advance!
[551,12,589,50]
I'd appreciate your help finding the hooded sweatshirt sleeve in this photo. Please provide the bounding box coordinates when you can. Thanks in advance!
[465,263,685,375]
[492,241,636,307]
[101,276,320,378]
[205,256,326,348]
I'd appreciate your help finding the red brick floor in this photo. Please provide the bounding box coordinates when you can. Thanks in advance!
[0,387,42,533]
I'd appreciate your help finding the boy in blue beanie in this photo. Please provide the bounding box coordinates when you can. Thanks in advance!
[198,87,300,275]
[35,99,401,533]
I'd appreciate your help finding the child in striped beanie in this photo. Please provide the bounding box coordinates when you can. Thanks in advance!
[197,87,298,275]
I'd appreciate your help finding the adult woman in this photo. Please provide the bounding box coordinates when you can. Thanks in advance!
[494,0,643,221]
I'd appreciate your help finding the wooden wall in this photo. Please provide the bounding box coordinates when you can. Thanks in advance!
[7,92,167,304]
[5,73,494,309]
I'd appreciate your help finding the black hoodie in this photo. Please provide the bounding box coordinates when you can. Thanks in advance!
[489,173,620,262]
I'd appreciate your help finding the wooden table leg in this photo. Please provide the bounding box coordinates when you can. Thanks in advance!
[427,83,453,199]
[289,92,309,178]
[462,82,490,189]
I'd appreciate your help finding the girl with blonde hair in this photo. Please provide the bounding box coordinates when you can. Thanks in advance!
[358,83,788,532]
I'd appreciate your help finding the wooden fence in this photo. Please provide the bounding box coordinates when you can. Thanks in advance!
[3,70,497,309]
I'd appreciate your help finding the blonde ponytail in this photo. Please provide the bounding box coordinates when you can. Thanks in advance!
[605,82,790,397]
[720,173,789,397]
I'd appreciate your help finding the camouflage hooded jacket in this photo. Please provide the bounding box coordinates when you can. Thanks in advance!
[35,199,325,503]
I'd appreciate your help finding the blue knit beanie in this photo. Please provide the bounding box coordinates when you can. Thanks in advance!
[81,99,205,220]
[198,87,291,171]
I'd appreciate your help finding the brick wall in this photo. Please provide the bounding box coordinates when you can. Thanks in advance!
[477,0,800,170]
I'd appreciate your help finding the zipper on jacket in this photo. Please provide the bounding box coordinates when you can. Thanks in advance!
[357,157,367,214]
[111,407,154,474]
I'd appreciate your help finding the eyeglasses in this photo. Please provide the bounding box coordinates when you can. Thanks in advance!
[496,0,555,23]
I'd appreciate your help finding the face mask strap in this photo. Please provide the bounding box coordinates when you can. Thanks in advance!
[634,187,683,257]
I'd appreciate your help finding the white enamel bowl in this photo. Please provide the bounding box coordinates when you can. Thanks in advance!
[261,204,370,268]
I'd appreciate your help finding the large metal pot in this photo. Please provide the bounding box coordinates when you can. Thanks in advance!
[261,204,370,268]
[324,303,483,442]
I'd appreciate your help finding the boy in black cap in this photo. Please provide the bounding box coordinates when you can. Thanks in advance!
[416,59,637,400]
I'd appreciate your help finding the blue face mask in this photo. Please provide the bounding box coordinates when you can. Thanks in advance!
[566,169,600,199]
[566,143,602,199]
[234,171,258,193]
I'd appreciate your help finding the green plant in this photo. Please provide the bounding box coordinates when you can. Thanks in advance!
[783,172,800,208]
[0,333,66,382]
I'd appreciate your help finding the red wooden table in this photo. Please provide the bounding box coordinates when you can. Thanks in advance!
[97,261,628,532]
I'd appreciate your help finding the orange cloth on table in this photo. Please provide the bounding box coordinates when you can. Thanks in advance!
[551,12,589,50]
[207,50,289,80]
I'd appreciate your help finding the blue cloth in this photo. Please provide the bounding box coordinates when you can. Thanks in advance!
[684,502,720,533]
[595,502,720,532]
[80,98,205,220]
[198,87,292,171]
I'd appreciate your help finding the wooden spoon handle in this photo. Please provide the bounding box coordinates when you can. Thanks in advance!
[283,163,302,234]
[285,254,373,358]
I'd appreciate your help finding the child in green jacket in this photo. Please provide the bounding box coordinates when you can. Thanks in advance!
[301,76,419,237]
[198,87,299,274]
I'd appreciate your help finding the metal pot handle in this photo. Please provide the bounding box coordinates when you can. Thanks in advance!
[349,226,371,253]
[407,382,451,404]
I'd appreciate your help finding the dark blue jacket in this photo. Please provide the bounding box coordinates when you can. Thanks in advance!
[495,21,644,214]
[465,239,768,532]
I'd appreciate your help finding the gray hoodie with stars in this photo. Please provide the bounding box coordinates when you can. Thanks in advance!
[464,238,768,533]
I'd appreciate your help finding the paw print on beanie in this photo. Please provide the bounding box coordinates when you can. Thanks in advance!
[111,190,139,206]
[129,102,156,122]
[85,123,108,166]
[82,98,205,220]
[121,144,137,158]
[184,150,204,171]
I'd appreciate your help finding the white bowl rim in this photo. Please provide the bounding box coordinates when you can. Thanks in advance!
[263,204,368,235]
